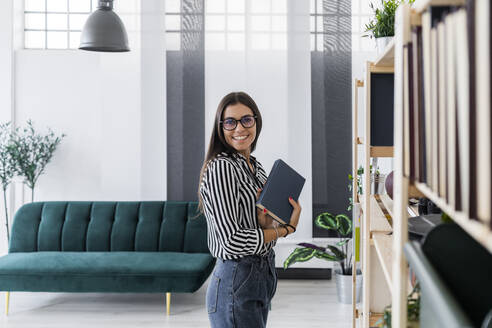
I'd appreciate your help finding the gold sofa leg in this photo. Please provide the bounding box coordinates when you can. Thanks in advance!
[5,292,9,316]
[166,292,171,315]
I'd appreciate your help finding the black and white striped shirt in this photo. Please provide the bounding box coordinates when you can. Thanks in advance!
[200,151,275,260]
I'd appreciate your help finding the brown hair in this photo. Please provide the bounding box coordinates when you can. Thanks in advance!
[196,91,263,214]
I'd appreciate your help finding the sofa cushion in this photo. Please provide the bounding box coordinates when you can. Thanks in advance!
[0,252,215,293]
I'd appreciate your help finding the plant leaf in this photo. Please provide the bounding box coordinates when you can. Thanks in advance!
[283,247,316,269]
[313,250,342,262]
[336,239,350,247]
[336,214,352,236]
[298,243,326,252]
[315,212,337,231]
[326,245,346,261]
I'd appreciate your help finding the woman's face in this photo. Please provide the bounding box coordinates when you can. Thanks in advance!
[222,103,257,155]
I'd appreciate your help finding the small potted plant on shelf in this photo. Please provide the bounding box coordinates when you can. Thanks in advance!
[363,0,415,54]
[283,212,362,304]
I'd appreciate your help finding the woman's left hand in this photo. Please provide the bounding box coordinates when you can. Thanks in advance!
[256,188,276,228]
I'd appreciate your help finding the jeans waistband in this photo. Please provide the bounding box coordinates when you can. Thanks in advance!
[230,249,274,263]
[220,249,274,264]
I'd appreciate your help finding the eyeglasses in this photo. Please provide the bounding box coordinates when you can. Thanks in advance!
[220,115,257,131]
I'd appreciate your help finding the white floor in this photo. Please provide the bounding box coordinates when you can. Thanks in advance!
[0,278,353,328]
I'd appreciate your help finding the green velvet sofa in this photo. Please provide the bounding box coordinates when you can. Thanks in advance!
[0,201,215,315]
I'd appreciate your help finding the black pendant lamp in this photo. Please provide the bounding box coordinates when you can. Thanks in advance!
[79,0,130,52]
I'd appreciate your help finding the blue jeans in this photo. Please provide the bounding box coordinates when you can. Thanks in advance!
[207,250,277,328]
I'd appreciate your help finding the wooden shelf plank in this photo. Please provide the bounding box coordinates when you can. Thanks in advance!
[375,192,418,222]
[362,195,392,233]
[415,182,492,254]
[373,232,393,293]
[374,38,395,68]
[372,232,414,297]
[379,194,394,219]
[370,146,394,157]
[412,0,465,14]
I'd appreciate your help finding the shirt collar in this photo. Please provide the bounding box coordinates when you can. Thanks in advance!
[232,151,256,164]
[218,151,257,170]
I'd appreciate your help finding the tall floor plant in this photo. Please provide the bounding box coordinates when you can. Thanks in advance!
[0,122,16,242]
[9,120,65,202]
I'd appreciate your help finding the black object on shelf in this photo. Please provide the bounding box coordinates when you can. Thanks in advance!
[370,73,394,146]
[408,213,442,242]
[405,224,492,328]
[417,198,442,215]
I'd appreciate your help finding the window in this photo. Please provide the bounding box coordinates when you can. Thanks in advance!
[165,0,287,51]
[351,0,375,52]
[310,0,324,51]
[24,0,98,49]
[204,0,246,51]
[247,0,287,51]
[165,0,204,51]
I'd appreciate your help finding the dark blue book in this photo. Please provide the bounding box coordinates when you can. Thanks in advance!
[256,159,305,225]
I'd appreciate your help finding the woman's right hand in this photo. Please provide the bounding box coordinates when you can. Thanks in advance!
[287,197,301,234]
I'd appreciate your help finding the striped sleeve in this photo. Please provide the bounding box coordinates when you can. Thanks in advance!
[204,159,265,256]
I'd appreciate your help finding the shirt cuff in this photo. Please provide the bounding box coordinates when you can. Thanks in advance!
[255,228,265,254]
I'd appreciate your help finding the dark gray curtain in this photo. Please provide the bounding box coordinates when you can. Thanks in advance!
[166,0,205,201]
[312,0,352,237]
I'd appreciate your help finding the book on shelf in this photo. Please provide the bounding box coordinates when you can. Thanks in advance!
[455,8,471,217]
[414,26,427,185]
[411,27,422,183]
[445,12,457,210]
[421,10,432,187]
[467,0,478,221]
[437,20,447,200]
[404,42,412,179]
[406,3,492,225]
[475,0,492,225]
[430,15,439,194]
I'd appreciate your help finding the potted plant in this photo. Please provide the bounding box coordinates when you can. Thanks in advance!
[283,212,362,304]
[8,120,65,202]
[363,0,415,54]
[0,122,16,243]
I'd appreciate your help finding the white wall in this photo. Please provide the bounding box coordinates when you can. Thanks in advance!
[15,50,142,201]
[0,0,14,254]
[0,0,167,255]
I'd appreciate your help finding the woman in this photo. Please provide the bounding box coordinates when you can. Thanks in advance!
[197,91,302,328]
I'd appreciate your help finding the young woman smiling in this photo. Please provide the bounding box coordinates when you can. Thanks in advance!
[197,91,302,328]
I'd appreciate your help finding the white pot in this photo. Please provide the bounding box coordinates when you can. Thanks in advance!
[375,36,393,55]
[334,269,362,304]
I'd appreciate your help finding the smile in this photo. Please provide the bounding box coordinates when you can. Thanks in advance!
[232,135,248,140]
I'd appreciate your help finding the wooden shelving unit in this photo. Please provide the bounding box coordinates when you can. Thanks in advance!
[355,1,492,326]
[352,46,397,326]
[391,0,492,327]
[370,146,394,157]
